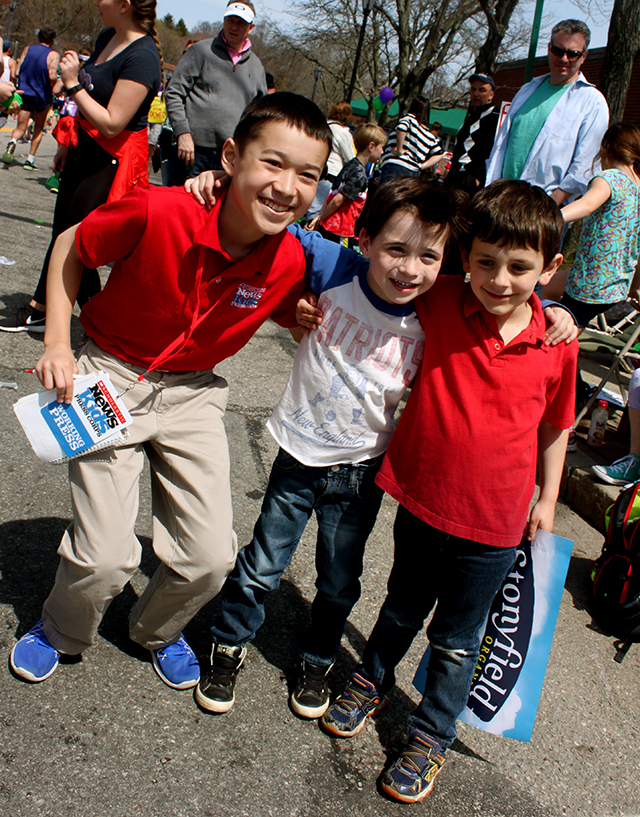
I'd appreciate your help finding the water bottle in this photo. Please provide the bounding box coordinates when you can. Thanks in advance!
[587,400,609,447]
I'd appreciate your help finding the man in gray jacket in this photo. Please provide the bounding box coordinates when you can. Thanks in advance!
[165,1,267,183]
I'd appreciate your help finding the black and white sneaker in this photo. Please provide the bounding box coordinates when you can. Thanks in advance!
[0,305,46,333]
[195,642,246,713]
[290,660,333,718]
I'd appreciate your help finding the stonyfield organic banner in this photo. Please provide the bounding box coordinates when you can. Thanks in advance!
[413,529,573,742]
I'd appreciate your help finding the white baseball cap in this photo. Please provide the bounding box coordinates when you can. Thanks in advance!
[224,3,255,24]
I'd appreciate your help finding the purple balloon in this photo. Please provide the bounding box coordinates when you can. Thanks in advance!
[380,86,394,104]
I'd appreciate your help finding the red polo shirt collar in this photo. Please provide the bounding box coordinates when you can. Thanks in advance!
[463,285,547,348]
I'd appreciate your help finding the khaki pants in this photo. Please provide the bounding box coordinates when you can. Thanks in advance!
[42,342,237,654]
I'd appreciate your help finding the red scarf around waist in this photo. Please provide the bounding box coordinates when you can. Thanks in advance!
[52,115,149,203]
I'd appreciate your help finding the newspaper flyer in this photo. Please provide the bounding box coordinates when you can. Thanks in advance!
[14,372,133,463]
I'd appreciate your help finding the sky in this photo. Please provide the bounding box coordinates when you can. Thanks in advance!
[155,0,615,52]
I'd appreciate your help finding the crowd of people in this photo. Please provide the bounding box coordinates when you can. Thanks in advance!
[1,4,638,805]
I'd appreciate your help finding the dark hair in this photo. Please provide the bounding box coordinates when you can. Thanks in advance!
[128,1,164,91]
[364,177,470,248]
[265,72,275,90]
[353,123,386,152]
[233,92,333,159]
[408,95,430,126]
[467,180,563,267]
[600,123,640,177]
[328,101,353,126]
[37,28,56,46]
[551,19,591,49]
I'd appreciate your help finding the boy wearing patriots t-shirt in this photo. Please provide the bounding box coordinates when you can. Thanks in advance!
[195,178,468,716]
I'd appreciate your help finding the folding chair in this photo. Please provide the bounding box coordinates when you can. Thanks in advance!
[575,305,640,427]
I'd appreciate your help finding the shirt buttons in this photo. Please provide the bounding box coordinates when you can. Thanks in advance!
[215,278,222,283]
[494,342,501,350]
[330,465,340,472]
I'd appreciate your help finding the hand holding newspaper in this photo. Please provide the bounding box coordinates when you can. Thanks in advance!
[14,372,133,463]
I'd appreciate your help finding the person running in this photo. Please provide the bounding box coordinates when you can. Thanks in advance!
[2,28,60,171]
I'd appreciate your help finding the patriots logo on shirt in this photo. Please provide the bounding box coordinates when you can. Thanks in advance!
[232,283,266,309]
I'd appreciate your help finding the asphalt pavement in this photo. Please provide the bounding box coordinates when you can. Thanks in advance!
[0,134,638,817]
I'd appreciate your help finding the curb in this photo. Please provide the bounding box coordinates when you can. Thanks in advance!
[561,447,619,534]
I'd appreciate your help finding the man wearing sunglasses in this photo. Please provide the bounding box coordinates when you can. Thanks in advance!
[486,19,608,206]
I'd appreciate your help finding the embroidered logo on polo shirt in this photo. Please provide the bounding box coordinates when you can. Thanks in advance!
[232,283,267,309]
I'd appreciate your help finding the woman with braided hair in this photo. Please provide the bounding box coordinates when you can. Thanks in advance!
[0,0,162,333]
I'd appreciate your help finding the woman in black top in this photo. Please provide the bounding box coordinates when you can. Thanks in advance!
[0,0,162,332]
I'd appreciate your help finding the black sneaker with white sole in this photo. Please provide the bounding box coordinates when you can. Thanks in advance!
[290,660,333,718]
[0,305,46,332]
[195,642,246,713]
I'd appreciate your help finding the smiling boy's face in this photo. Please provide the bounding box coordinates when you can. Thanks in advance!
[464,238,561,323]
[360,210,448,306]
[220,121,328,247]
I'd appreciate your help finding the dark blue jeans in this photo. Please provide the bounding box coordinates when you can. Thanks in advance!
[378,162,418,187]
[211,448,384,665]
[169,145,222,186]
[361,505,517,749]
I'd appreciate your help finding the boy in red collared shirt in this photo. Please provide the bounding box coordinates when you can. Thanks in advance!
[10,93,332,691]
[320,180,577,804]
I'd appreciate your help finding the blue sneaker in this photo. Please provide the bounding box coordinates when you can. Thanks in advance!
[381,728,446,803]
[592,453,640,486]
[151,634,200,689]
[10,621,60,682]
[321,672,385,737]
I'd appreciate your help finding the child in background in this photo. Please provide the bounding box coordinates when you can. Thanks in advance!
[9,93,331,691]
[378,95,443,185]
[558,124,640,423]
[560,123,640,325]
[307,123,386,246]
[313,180,577,804]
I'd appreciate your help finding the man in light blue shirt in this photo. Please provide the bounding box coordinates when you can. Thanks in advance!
[486,20,609,206]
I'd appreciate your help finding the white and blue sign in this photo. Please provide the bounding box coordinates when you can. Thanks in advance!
[413,529,573,742]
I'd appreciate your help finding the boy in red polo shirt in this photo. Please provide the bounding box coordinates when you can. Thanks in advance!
[320,180,578,803]
[9,93,332,691]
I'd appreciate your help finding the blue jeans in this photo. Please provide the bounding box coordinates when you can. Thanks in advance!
[361,505,517,749]
[211,448,384,665]
[169,145,222,186]
[379,162,418,186]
